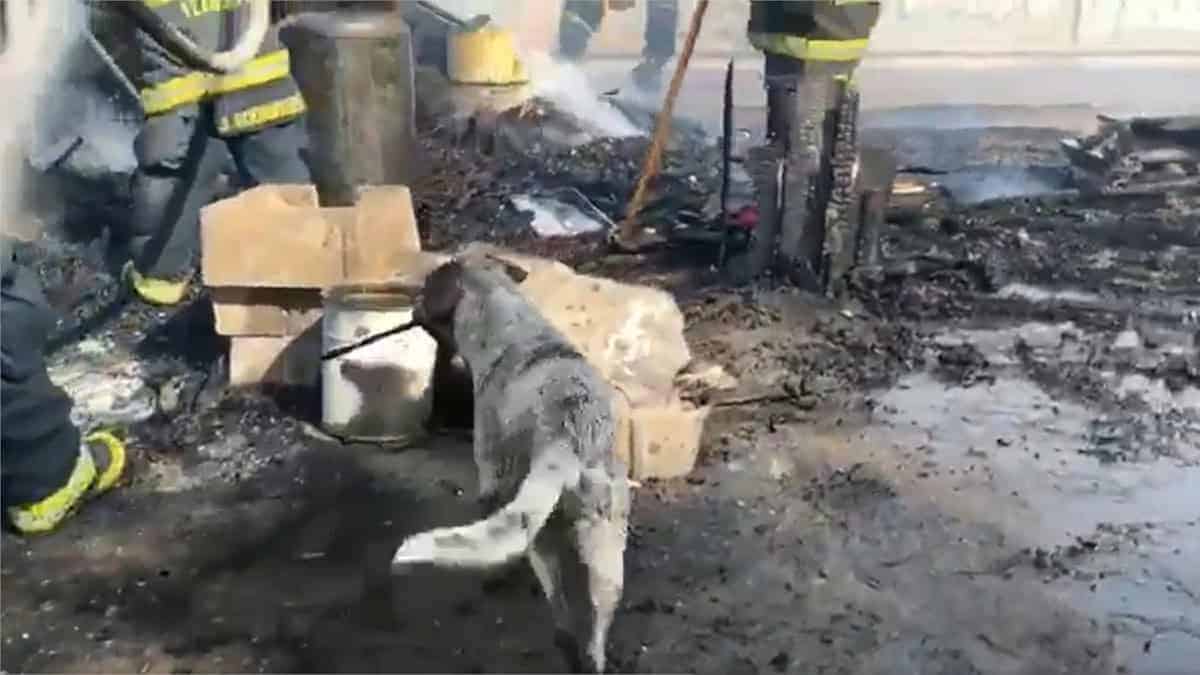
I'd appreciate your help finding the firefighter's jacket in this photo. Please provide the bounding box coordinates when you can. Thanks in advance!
[747,0,881,63]
[134,0,305,136]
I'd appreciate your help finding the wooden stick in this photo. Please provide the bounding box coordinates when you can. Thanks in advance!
[617,0,710,244]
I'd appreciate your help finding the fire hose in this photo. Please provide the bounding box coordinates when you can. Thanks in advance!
[1,0,270,74]
[4,0,273,354]
[112,0,271,74]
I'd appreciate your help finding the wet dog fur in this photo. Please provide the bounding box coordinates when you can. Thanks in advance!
[391,254,631,674]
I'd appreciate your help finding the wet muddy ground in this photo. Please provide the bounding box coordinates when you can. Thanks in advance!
[4,114,1200,674]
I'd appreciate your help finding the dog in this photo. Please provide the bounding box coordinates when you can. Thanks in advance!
[391,254,631,674]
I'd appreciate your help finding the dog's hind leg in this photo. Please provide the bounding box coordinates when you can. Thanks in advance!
[575,518,627,674]
[531,525,586,673]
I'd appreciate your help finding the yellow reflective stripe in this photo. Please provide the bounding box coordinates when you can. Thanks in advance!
[140,49,293,116]
[208,49,292,95]
[85,430,128,494]
[141,72,210,115]
[807,38,869,61]
[6,448,96,535]
[180,0,245,19]
[748,34,870,62]
[216,92,307,135]
[142,0,176,8]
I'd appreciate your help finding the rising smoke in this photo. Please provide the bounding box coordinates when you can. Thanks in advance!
[523,50,643,139]
[0,0,89,241]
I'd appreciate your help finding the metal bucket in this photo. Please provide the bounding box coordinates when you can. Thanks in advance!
[321,284,437,445]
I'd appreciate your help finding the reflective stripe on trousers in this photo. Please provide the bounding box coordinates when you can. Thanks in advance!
[216,92,306,135]
[748,34,870,62]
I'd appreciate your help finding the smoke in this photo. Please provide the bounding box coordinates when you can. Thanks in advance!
[0,0,89,241]
[522,50,643,139]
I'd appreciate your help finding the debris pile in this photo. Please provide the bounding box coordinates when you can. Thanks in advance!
[414,101,730,259]
[1060,114,1200,192]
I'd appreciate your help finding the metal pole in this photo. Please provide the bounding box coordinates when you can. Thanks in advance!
[83,30,140,104]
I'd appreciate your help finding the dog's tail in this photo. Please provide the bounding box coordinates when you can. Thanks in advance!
[391,447,580,571]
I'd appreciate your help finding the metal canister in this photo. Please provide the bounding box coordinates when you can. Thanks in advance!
[281,9,417,207]
[321,283,437,445]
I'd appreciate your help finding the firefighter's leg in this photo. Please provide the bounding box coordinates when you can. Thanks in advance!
[557,0,605,62]
[224,117,312,187]
[632,0,678,91]
[764,52,803,147]
[122,106,228,306]
[740,51,803,281]
[2,265,127,535]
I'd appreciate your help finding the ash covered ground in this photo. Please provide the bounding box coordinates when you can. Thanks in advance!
[3,107,1200,675]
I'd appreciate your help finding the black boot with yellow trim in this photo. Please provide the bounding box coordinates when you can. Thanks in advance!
[125,261,192,307]
[6,431,129,535]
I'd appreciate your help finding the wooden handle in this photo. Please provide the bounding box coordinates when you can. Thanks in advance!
[618,0,710,244]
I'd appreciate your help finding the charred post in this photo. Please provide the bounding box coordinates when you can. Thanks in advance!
[717,58,735,269]
[853,146,898,270]
[822,78,862,297]
[855,188,887,269]
[776,71,829,291]
[743,145,785,280]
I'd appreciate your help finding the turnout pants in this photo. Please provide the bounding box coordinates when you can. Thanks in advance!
[121,104,310,280]
[558,0,678,63]
[749,0,880,142]
[1,263,81,510]
[763,57,859,146]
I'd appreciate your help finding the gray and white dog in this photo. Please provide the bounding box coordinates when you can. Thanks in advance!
[391,255,631,674]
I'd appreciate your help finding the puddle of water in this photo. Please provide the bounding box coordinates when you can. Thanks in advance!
[996,283,1111,306]
[1114,373,1200,415]
[995,283,1200,326]
[931,319,1200,441]
[934,321,1089,365]
[48,337,157,428]
[872,373,1200,541]
[867,372,1200,674]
